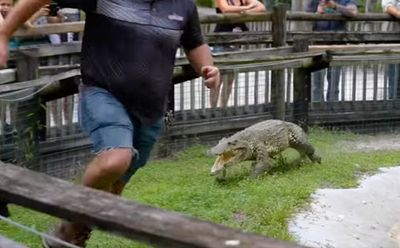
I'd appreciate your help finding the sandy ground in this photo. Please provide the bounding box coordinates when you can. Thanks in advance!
[289,135,400,248]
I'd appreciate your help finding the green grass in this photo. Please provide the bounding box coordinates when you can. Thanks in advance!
[2,128,400,247]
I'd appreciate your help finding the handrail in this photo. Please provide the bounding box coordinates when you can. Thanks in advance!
[9,12,398,38]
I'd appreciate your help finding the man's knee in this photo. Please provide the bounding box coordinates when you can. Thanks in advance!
[96,148,133,177]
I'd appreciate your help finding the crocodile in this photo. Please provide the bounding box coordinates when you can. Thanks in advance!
[209,119,321,178]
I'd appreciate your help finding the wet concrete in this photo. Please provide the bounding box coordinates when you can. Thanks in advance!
[289,166,400,248]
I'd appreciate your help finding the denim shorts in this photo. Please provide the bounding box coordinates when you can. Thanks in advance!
[78,85,164,183]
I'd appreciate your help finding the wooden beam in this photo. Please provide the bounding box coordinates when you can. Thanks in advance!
[309,43,400,53]
[0,69,16,85]
[0,162,307,248]
[287,12,394,21]
[199,12,272,24]
[0,235,28,248]
[289,31,400,43]
[271,4,288,121]
[218,58,311,73]
[6,13,399,39]
[0,69,80,94]
[13,22,85,37]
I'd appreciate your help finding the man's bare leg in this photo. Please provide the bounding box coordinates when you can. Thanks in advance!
[43,148,132,248]
[82,148,132,190]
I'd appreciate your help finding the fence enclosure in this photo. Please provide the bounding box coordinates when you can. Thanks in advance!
[1,7,400,246]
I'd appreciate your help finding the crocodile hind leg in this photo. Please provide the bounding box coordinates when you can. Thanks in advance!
[289,138,321,164]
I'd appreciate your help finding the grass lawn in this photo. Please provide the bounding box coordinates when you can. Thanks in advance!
[1,128,400,247]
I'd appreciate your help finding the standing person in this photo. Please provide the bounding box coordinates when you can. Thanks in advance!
[0,0,220,247]
[59,7,80,42]
[306,0,358,102]
[382,0,400,99]
[210,0,265,108]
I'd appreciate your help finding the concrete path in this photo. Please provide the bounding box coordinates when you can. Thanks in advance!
[289,166,400,248]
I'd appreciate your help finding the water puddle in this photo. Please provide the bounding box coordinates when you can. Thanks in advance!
[289,167,400,248]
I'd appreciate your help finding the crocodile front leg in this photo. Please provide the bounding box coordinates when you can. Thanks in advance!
[250,146,273,178]
[216,167,227,181]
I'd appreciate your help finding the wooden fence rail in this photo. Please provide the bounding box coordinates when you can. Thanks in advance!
[0,161,307,248]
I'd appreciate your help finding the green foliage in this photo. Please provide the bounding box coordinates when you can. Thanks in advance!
[196,0,214,7]
[2,129,400,247]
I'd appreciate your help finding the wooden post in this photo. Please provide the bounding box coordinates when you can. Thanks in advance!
[293,39,310,132]
[271,4,288,120]
[14,49,44,168]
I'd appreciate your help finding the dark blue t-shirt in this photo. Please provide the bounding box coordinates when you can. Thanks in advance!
[57,0,204,125]
[306,0,357,31]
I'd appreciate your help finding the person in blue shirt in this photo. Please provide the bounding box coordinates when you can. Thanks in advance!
[306,0,358,102]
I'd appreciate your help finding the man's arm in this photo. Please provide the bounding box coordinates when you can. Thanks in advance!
[0,0,50,67]
[215,0,256,13]
[383,0,400,18]
[185,44,220,89]
[324,0,358,17]
[243,0,266,13]
[386,5,400,18]
[24,7,51,28]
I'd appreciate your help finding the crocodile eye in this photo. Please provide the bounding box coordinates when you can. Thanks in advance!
[227,140,237,146]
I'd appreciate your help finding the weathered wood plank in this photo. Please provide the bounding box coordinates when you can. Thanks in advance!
[205,31,272,45]
[175,47,297,66]
[206,32,400,45]
[218,59,311,73]
[287,12,394,21]
[271,5,288,120]
[0,69,80,94]
[0,235,28,248]
[6,13,398,40]
[0,162,307,248]
[13,22,84,37]
[12,42,82,58]
[0,69,16,85]
[199,12,272,24]
[310,43,400,53]
[289,31,400,43]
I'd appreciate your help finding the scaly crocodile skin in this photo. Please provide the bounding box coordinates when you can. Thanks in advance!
[209,120,321,178]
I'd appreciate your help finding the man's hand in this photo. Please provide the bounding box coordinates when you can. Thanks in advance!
[324,0,337,9]
[201,65,220,89]
[0,33,9,68]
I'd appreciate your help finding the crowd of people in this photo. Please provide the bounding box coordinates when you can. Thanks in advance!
[0,0,399,247]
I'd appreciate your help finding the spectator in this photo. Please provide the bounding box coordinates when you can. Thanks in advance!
[306,0,358,102]
[0,0,220,247]
[211,0,265,108]
[0,0,22,49]
[60,8,81,42]
[382,0,400,99]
